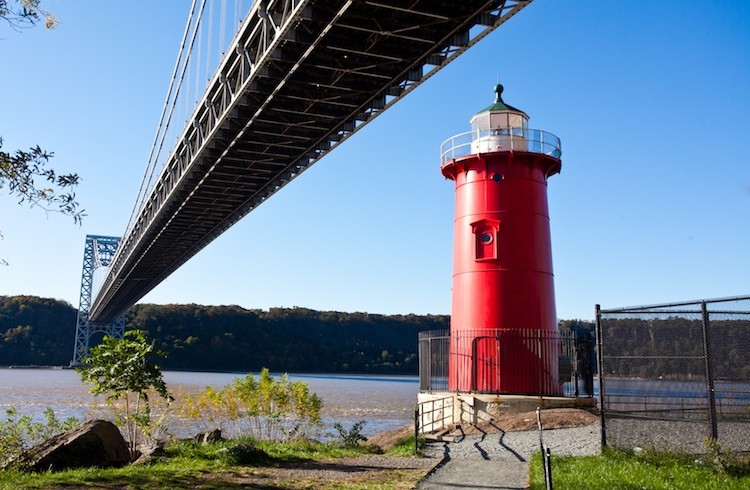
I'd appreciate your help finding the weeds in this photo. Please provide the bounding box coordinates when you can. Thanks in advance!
[176,368,322,441]
[0,407,79,465]
[701,437,750,477]
[332,420,367,447]
[386,433,425,456]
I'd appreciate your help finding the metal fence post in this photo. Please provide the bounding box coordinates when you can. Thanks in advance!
[595,304,606,448]
[427,338,431,390]
[537,333,544,396]
[701,302,719,441]
[573,331,580,398]
[537,407,553,490]
[414,405,419,455]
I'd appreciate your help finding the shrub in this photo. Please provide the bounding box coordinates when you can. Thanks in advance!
[178,368,322,441]
[332,420,367,447]
[221,442,271,465]
[0,407,79,464]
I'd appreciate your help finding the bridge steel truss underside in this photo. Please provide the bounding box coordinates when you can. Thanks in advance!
[90,0,532,322]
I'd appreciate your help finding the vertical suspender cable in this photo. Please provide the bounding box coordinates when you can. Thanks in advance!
[195,9,203,104]
[183,39,191,122]
[234,0,240,32]
[129,0,208,236]
[220,0,227,55]
[124,0,199,236]
[207,0,214,85]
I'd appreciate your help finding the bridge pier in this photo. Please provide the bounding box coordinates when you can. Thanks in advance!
[71,235,126,366]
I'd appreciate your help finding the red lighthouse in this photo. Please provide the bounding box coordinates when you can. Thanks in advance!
[441,85,562,395]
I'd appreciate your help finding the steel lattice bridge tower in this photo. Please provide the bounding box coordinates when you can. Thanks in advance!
[74,0,533,361]
[72,235,125,365]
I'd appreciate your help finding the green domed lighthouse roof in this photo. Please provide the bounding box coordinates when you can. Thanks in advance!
[476,84,528,118]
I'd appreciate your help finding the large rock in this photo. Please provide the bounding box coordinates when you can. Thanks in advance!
[11,419,130,471]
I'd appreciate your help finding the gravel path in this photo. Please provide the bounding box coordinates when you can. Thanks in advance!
[417,423,601,489]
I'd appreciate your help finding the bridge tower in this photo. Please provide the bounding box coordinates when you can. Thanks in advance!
[440,84,563,394]
[71,235,125,366]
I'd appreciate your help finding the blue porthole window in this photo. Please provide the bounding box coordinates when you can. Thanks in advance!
[481,233,493,244]
[491,173,503,182]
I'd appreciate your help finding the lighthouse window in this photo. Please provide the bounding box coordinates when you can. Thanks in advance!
[491,173,503,182]
[471,219,500,262]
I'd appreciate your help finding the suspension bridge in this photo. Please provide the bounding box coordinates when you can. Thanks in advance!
[73,0,533,364]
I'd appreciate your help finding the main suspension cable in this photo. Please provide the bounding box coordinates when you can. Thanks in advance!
[124,0,200,236]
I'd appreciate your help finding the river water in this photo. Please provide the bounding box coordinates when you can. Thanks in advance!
[0,368,419,438]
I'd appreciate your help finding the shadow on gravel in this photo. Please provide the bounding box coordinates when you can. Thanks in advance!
[474,434,491,460]
[498,431,526,462]
[422,441,452,478]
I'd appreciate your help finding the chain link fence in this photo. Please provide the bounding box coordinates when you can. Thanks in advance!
[597,295,750,453]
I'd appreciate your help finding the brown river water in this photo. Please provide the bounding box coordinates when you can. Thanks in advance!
[0,368,419,437]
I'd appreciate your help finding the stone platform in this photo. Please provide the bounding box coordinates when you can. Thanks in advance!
[418,392,596,433]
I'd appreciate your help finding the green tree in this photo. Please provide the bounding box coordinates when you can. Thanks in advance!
[76,330,172,458]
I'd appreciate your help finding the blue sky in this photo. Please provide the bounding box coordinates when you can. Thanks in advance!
[1,0,748,321]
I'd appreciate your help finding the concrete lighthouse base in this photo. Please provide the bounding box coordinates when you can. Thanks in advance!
[418,391,596,433]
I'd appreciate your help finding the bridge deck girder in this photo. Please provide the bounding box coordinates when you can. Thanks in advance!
[90,0,532,321]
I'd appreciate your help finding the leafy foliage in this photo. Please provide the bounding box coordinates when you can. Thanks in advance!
[1,3,78,265]
[0,407,79,465]
[220,442,272,465]
[0,296,447,372]
[0,0,57,30]
[76,330,173,457]
[127,303,442,373]
[0,138,83,224]
[6,296,750,382]
[0,295,76,365]
[178,368,322,441]
[332,420,367,447]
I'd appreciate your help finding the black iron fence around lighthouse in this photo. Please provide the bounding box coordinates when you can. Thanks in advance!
[418,328,595,397]
[597,295,750,453]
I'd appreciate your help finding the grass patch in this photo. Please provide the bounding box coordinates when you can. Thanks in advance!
[385,434,425,457]
[0,463,236,490]
[529,447,750,490]
[0,437,422,489]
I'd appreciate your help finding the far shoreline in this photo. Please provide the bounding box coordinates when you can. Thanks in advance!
[0,365,420,380]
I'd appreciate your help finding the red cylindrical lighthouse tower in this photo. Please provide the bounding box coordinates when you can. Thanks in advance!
[441,85,562,395]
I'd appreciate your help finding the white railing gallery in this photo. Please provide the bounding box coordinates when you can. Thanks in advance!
[440,128,561,164]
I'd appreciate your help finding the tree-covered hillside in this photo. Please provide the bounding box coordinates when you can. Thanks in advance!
[0,296,448,373]
[0,295,76,365]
